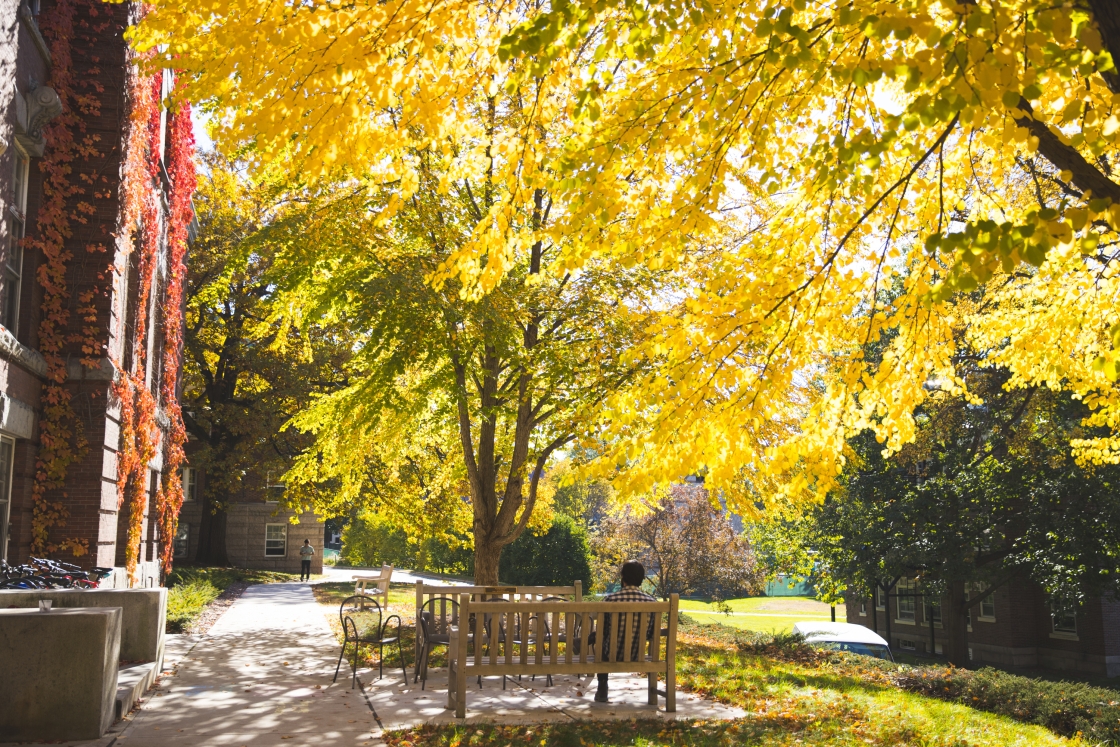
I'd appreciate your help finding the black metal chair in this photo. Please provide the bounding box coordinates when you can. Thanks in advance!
[333,594,407,688]
[414,596,461,689]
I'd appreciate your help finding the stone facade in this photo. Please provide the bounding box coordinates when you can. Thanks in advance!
[846,578,1120,678]
[176,499,324,575]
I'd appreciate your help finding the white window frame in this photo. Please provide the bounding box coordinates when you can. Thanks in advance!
[975,583,996,622]
[265,523,287,557]
[924,593,942,627]
[876,586,886,611]
[859,601,867,617]
[182,466,197,502]
[173,522,189,558]
[899,638,916,651]
[0,435,16,561]
[3,145,29,334]
[896,578,917,623]
[1051,606,1077,639]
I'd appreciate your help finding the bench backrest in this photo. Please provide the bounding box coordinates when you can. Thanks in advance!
[454,593,678,672]
[354,565,393,597]
[415,580,581,621]
[415,581,582,658]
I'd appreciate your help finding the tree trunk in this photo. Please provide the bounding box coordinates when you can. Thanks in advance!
[195,491,229,566]
[473,530,502,585]
[944,580,970,667]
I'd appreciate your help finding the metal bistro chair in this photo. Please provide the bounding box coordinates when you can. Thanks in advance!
[414,595,461,690]
[333,594,407,688]
[481,595,562,689]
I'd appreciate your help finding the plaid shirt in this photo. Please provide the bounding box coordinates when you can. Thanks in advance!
[600,585,657,662]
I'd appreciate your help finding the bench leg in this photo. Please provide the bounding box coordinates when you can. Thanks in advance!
[455,662,468,718]
[665,667,676,713]
[446,660,456,710]
[648,673,657,706]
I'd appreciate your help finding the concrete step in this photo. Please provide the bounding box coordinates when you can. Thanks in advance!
[115,661,158,721]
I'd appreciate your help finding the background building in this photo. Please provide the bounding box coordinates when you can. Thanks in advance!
[175,459,324,576]
[846,580,1120,678]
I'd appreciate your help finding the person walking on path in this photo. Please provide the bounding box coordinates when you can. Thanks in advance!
[299,539,315,581]
[596,560,657,703]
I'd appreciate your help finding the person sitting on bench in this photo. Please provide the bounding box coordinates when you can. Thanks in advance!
[596,560,657,703]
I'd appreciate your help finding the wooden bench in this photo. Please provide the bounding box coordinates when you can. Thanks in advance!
[353,565,393,609]
[414,581,581,662]
[446,593,678,718]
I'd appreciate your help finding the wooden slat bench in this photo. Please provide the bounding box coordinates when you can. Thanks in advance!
[446,593,679,718]
[414,581,582,662]
[353,565,393,609]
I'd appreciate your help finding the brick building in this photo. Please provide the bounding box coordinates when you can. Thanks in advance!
[0,0,193,585]
[174,459,324,576]
[846,579,1120,678]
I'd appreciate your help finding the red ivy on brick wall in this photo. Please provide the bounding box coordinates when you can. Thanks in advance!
[156,102,195,577]
[27,0,101,557]
[30,0,194,580]
[115,65,195,584]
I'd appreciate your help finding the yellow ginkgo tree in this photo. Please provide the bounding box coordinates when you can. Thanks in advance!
[130,0,1120,517]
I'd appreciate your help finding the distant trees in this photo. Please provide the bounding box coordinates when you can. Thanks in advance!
[784,363,1120,666]
[499,514,593,589]
[183,157,350,563]
[594,483,761,600]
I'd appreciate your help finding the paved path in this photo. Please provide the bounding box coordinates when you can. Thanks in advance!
[116,583,379,747]
[315,566,471,587]
[35,580,742,747]
[366,669,745,728]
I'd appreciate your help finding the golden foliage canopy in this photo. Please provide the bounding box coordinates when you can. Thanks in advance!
[131,0,1120,513]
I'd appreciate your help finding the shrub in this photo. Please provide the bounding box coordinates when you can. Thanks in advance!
[164,566,297,632]
[166,579,221,632]
[499,514,593,588]
[340,511,473,575]
[896,666,1120,743]
[340,511,414,568]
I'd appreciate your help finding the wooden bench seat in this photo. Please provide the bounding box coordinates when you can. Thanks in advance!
[446,594,679,718]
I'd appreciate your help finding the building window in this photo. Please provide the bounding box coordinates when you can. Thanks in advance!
[897,578,916,622]
[876,586,886,611]
[859,601,867,617]
[0,436,15,560]
[173,523,189,558]
[976,583,996,621]
[1052,606,1077,635]
[899,638,916,651]
[925,594,942,625]
[265,524,287,557]
[3,147,29,334]
[182,466,197,502]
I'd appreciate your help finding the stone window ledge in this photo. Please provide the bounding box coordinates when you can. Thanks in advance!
[1049,631,1079,641]
[0,325,47,377]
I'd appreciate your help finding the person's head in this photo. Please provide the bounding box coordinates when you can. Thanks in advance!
[620,561,645,588]
[304,539,310,545]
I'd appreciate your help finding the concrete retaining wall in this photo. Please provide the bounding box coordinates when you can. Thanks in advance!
[0,607,120,740]
[0,587,166,664]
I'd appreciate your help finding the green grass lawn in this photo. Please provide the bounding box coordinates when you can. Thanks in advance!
[313,581,426,668]
[678,596,844,634]
[384,620,1078,747]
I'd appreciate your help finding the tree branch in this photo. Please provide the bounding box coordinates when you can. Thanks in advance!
[1013,98,1120,203]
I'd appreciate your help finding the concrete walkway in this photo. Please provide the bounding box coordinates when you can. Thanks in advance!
[366,670,745,728]
[113,583,379,747]
[19,580,744,746]
[315,566,471,587]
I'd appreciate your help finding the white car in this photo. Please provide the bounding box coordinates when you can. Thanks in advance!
[792,622,894,661]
